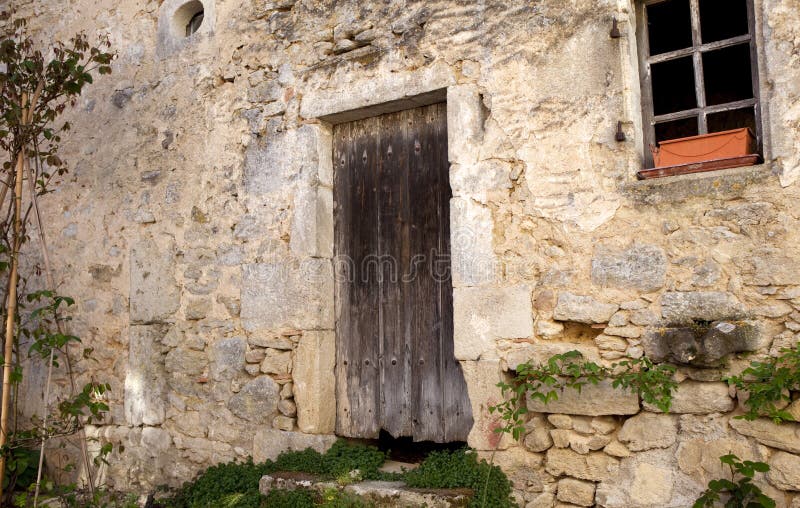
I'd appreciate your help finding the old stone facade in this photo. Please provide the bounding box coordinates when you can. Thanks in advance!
[7,0,800,506]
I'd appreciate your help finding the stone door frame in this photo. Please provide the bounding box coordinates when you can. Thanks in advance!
[297,68,496,443]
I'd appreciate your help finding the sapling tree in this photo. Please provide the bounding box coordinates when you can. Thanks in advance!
[0,9,114,504]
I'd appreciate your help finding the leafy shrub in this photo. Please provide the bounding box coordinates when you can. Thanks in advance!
[262,488,315,508]
[727,342,800,423]
[491,350,677,439]
[693,454,775,508]
[162,459,272,508]
[404,449,515,508]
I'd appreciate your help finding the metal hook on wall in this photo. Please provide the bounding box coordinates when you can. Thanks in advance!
[610,17,622,38]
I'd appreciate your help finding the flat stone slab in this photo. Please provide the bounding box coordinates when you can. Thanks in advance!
[259,476,471,507]
[526,379,640,416]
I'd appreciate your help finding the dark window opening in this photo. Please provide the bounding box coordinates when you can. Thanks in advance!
[637,0,762,170]
[647,0,693,55]
[652,56,697,115]
[655,117,699,143]
[703,44,754,106]
[707,107,756,134]
[700,0,749,43]
[186,10,204,37]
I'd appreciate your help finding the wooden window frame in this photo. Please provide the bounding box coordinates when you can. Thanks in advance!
[636,0,763,169]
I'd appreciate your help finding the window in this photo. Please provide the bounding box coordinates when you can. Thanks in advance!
[636,0,762,170]
[186,10,204,37]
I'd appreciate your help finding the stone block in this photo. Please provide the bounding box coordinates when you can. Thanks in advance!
[523,416,554,453]
[130,239,180,323]
[260,350,292,375]
[293,331,336,433]
[505,342,600,372]
[461,360,512,451]
[450,198,497,287]
[545,448,619,481]
[660,291,746,323]
[644,381,733,414]
[290,185,333,258]
[124,325,167,426]
[591,243,666,292]
[642,320,761,367]
[299,60,454,120]
[210,337,246,381]
[450,160,512,201]
[553,293,618,324]
[617,413,677,451]
[453,285,532,360]
[164,347,207,376]
[228,376,280,424]
[244,125,326,196]
[526,379,639,416]
[748,248,800,286]
[272,415,294,431]
[768,452,800,491]
[141,427,172,453]
[729,418,800,453]
[241,260,334,331]
[603,441,630,458]
[557,478,595,507]
[252,429,336,463]
[447,84,483,166]
[629,463,673,506]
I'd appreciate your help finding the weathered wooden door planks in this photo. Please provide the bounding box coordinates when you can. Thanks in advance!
[333,103,473,443]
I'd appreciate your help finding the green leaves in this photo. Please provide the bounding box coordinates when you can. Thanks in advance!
[693,454,775,508]
[490,351,678,441]
[726,342,800,423]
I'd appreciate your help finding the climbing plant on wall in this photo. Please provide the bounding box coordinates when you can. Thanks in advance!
[0,8,114,506]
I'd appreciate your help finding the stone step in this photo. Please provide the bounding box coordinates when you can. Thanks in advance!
[259,474,471,507]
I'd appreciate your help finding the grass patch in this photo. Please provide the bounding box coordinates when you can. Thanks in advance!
[160,440,516,508]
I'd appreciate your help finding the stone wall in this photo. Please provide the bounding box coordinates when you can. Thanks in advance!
[6,0,800,505]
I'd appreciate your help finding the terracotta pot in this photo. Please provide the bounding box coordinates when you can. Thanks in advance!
[651,128,756,168]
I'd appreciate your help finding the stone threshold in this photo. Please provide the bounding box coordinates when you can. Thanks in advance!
[259,474,472,507]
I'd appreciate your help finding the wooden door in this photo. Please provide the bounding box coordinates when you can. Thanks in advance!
[333,103,473,443]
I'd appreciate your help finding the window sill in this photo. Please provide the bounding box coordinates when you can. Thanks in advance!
[637,154,761,180]
[622,162,777,205]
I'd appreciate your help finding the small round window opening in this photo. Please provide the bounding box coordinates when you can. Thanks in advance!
[171,0,205,39]
[186,10,204,37]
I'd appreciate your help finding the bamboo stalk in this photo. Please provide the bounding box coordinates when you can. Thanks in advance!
[0,140,25,497]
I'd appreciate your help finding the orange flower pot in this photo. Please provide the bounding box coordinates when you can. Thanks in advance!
[651,128,756,168]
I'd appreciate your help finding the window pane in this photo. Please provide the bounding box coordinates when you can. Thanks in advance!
[707,107,756,135]
[703,44,753,106]
[647,0,693,55]
[700,0,749,43]
[652,56,697,115]
[655,117,699,143]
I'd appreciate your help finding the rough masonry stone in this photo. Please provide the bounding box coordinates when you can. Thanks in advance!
[241,260,334,331]
[660,291,746,323]
[252,429,337,463]
[453,285,532,360]
[293,331,336,433]
[553,293,619,324]
[767,452,800,491]
[729,418,800,453]
[617,413,677,451]
[545,448,619,481]
[124,325,167,426]
[210,336,246,381]
[526,379,639,416]
[644,381,734,414]
[227,376,280,424]
[591,243,667,292]
[130,238,180,323]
